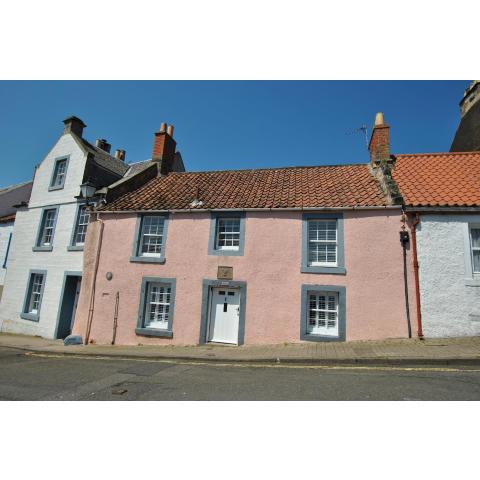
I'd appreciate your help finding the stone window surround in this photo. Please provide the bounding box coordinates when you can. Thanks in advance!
[301,212,346,274]
[208,212,246,256]
[20,269,47,322]
[130,213,170,264]
[32,205,60,252]
[48,155,70,191]
[136,276,176,338]
[300,284,346,342]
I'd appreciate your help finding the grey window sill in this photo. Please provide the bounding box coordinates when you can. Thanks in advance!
[301,266,346,275]
[32,246,53,252]
[300,333,345,342]
[135,328,173,338]
[209,249,244,257]
[48,185,64,192]
[130,256,166,264]
[465,278,480,287]
[20,313,40,322]
[67,245,84,251]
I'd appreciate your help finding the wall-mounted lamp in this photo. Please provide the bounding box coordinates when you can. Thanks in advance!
[80,180,96,207]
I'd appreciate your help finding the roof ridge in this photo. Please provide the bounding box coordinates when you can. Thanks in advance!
[167,162,370,176]
[394,151,480,157]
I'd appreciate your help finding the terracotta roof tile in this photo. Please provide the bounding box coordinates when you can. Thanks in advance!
[393,152,480,207]
[99,164,388,211]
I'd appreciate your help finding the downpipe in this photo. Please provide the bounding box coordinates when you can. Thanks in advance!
[400,211,412,338]
[410,213,424,339]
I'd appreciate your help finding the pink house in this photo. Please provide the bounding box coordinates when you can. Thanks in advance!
[73,117,417,346]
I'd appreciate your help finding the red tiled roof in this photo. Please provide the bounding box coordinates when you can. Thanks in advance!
[100,164,388,211]
[393,152,480,207]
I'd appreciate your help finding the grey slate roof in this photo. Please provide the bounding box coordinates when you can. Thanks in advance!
[0,180,33,219]
[80,138,130,176]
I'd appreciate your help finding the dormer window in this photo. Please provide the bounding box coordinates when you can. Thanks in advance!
[49,157,69,191]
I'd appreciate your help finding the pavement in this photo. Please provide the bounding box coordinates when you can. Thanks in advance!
[1,332,480,365]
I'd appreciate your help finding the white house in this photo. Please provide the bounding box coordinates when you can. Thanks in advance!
[0,181,33,300]
[393,151,480,337]
[0,116,129,339]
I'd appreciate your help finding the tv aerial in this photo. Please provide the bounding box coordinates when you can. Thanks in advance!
[346,124,369,149]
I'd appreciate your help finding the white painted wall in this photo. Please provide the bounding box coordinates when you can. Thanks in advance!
[0,221,14,286]
[0,134,86,338]
[417,214,480,337]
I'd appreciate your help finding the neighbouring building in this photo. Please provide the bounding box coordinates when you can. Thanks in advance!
[450,80,480,152]
[393,151,480,337]
[72,116,417,346]
[0,181,33,300]
[0,116,134,339]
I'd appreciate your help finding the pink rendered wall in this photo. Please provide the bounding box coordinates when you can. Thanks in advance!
[73,209,417,346]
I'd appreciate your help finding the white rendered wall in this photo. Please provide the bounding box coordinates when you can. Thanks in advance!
[417,214,480,337]
[0,134,86,338]
[0,221,14,285]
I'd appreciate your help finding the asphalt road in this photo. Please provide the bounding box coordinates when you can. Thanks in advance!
[1,346,480,400]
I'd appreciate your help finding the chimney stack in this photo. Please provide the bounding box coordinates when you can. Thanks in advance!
[95,138,111,153]
[63,116,86,138]
[369,112,390,165]
[115,149,126,161]
[152,123,177,175]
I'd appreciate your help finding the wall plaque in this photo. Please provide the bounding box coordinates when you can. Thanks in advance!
[217,266,233,280]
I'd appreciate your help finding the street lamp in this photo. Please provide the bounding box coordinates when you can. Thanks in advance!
[80,180,96,207]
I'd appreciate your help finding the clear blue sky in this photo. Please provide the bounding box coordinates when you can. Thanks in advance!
[0,81,469,188]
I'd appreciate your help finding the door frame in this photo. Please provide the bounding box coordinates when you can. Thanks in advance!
[199,279,247,345]
[54,271,82,339]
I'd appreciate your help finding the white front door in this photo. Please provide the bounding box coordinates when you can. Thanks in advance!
[208,287,240,344]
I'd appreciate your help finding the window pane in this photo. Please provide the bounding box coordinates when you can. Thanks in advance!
[140,216,164,256]
[216,217,240,249]
[471,228,480,248]
[74,206,90,245]
[473,251,480,273]
[145,282,171,330]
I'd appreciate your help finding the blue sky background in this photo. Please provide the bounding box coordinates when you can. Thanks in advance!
[0,80,469,188]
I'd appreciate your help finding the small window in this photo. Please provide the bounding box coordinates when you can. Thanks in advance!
[139,216,165,257]
[34,208,58,250]
[216,217,240,250]
[301,284,346,342]
[308,292,338,336]
[21,271,46,322]
[73,205,90,246]
[470,227,480,274]
[308,220,337,266]
[50,158,68,190]
[208,213,245,256]
[301,213,345,274]
[136,277,176,337]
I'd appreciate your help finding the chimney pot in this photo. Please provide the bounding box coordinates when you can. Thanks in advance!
[159,122,167,133]
[167,125,174,137]
[374,112,385,126]
[95,138,111,153]
[115,149,126,161]
[63,116,86,138]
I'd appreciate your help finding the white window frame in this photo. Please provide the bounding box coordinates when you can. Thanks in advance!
[307,291,339,336]
[307,219,338,267]
[73,205,90,246]
[139,216,165,258]
[215,217,241,251]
